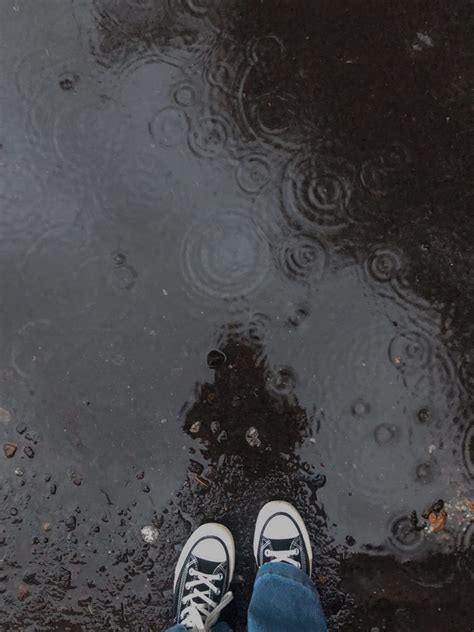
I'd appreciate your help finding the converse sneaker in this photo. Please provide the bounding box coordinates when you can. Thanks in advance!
[173,523,235,631]
[253,501,312,574]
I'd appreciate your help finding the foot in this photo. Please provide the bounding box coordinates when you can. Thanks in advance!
[253,501,312,574]
[173,523,235,631]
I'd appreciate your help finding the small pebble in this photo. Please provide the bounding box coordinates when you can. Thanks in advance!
[23,446,35,458]
[246,426,261,448]
[189,421,201,434]
[65,516,77,531]
[141,525,160,545]
[206,349,226,369]
[3,443,17,458]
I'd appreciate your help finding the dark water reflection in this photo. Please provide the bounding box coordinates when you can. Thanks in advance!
[0,0,472,629]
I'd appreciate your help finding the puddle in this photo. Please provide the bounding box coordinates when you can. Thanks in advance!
[0,1,472,630]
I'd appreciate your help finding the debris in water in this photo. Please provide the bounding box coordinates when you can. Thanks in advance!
[246,426,261,448]
[189,421,201,433]
[207,349,227,369]
[428,510,447,533]
[194,475,210,489]
[3,443,17,458]
[464,499,474,512]
[141,525,160,544]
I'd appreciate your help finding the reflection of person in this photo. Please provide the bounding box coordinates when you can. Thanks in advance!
[167,501,328,632]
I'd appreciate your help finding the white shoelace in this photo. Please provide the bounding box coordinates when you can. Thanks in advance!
[180,568,233,632]
[264,547,301,567]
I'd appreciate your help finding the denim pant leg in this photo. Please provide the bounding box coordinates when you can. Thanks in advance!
[248,562,328,632]
[167,623,232,632]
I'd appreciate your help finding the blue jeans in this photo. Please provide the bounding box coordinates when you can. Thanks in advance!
[168,562,328,631]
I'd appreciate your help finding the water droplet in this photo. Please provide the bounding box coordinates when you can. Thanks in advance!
[415,462,433,482]
[58,72,79,91]
[351,400,371,417]
[374,424,398,446]
[173,83,196,107]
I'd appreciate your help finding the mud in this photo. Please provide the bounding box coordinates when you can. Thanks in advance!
[0,1,473,630]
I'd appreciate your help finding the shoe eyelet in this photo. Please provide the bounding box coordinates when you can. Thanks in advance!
[294,547,299,555]
[216,589,221,596]
[264,549,270,557]
[185,582,190,590]
[217,573,223,580]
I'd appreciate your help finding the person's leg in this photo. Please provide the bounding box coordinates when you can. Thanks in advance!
[249,501,328,632]
[169,523,235,631]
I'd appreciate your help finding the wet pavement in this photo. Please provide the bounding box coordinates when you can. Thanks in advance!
[0,0,473,630]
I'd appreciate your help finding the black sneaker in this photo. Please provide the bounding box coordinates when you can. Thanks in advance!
[173,523,235,631]
[253,501,312,575]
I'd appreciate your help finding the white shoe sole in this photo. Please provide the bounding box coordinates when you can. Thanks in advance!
[253,501,313,573]
[173,523,235,591]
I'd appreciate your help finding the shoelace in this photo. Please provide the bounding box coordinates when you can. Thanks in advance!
[264,547,301,568]
[180,568,233,632]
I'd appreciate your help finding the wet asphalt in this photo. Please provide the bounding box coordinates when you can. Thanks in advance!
[0,1,473,630]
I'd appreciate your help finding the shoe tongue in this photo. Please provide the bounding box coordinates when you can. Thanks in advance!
[269,537,296,551]
[194,555,221,576]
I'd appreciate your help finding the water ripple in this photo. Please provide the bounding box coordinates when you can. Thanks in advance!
[236,153,272,194]
[282,153,354,229]
[360,143,414,197]
[461,420,474,480]
[188,115,230,159]
[149,106,190,146]
[276,232,328,283]
[180,208,271,302]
